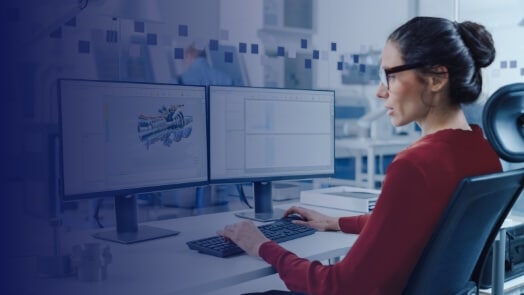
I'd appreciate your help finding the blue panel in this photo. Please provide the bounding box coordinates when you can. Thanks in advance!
[209,39,219,51]
[337,61,343,70]
[301,39,308,49]
[251,43,259,54]
[239,42,247,53]
[134,21,145,33]
[359,64,366,73]
[353,54,359,64]
[510,60,517,68]
[147,33,157,45]
[304,59,312,69]
[331,42,337,51]
[312,50,319,60]
[277,46,285,57]
[78,40,90,53]
[178,24,188,37]
[174,48,184,59]
[334,158,356,180]
[501,61,508,69]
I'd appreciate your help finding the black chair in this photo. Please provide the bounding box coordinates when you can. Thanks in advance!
[403,83,524,295]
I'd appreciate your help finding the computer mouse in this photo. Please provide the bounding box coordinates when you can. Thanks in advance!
[283,214,305,222]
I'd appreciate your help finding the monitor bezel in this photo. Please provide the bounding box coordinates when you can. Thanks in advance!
[207,85,336,185]
[58,79,209,202]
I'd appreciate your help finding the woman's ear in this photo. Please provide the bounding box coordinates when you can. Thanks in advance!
[428,65,449,92]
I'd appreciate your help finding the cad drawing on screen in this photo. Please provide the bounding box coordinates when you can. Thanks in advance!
[137,104,193,149]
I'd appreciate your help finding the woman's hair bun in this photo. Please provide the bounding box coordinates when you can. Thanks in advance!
[456,21,496,68]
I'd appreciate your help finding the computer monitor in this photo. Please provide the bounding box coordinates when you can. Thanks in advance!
[58,79,208,243]
[208,86,335,221]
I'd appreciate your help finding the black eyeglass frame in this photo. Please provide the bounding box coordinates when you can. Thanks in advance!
[379,62,426,89]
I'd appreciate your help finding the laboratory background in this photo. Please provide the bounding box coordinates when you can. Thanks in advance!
[2,0,524,294]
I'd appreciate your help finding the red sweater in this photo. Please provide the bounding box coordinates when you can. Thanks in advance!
[259,125,502,295]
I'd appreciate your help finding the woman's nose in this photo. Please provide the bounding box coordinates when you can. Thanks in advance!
[376,83,388,99]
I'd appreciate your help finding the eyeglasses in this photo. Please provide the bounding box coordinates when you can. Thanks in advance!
[379,62,425,89]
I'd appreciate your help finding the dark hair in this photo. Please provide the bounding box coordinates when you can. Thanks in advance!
[388,16,496,105]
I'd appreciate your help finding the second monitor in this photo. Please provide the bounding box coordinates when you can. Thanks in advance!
[208,86,335,221]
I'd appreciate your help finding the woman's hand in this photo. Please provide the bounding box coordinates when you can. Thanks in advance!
[217,220,270,257]
[284,206,341,231]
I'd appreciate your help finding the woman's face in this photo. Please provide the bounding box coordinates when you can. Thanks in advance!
[376,41,430,127]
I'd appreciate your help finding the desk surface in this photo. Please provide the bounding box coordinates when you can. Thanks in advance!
[33,204,357,295]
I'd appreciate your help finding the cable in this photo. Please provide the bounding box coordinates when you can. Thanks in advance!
[93,198,104,228]
[236,183,252,209]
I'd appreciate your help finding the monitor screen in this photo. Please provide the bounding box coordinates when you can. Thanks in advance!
[209,86,335,183]
[59,79,208,201]
[208,85,334,221]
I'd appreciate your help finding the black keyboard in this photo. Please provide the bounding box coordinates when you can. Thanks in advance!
[186,217,316,257]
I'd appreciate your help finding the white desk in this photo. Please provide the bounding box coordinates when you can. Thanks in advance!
[32,204,357,295]
[335,137,416,188]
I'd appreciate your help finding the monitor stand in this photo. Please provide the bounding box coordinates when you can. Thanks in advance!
[235,181,286,222]
[93,194,179,244]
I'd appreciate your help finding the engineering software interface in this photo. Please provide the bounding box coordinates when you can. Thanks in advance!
[209,86,335,181]
[60,80,207,196]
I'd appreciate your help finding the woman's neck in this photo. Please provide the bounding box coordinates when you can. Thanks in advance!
[419,106,471,136]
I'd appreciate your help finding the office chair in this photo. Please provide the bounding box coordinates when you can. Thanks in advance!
[403,82,524,295]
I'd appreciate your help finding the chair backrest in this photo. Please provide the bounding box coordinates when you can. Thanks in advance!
[483,83,524,163]
[403,83,524,295]
[403,169,524,295]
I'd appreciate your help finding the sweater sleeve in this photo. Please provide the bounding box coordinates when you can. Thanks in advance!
[338,214,370,234]
[259,241,340,293]
[259,158,435,295]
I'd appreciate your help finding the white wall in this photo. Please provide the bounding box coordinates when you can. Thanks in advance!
[313,0,410,91]
[457,0,524,97]
[420,0,524,98]
[419,0,455,19]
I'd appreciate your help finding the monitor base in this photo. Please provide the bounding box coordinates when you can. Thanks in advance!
[93,225,179,244]
[235,208,286,222]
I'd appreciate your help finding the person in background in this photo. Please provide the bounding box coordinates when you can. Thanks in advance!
[218,16,501,295]
[166,41,233,211]
[178,42,233,86]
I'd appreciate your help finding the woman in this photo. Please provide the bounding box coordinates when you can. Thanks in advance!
[218,16,502,295]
